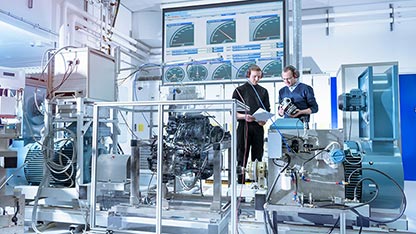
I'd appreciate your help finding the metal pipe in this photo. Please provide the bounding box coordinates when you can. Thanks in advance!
[156,104,164,234]
[61,2,150,52]
[114,46,121,74]
[293,0,303,74]
[89,104,100,228]
[70,15,138,53]
[76,97,85,184]
[130,139,141,205]
[231,100,237,234]
[283,0,290,66]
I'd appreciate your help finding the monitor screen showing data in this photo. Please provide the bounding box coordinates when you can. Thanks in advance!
[162,0,285,85]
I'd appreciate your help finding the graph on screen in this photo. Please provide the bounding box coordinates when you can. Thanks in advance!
[162,0,285,85]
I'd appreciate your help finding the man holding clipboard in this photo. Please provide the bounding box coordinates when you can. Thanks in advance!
[232,64,271,184]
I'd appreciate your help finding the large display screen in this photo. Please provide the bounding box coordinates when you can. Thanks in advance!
[162,0,285,85]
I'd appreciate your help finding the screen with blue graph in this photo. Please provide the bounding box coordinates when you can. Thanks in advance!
[162,0,285,85]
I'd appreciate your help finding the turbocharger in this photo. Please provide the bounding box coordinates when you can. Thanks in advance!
[281,97,298,116]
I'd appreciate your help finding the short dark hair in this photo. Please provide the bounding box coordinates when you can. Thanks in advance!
[283,65,299,78]
[248,64,262,72]
[246,64,262,78]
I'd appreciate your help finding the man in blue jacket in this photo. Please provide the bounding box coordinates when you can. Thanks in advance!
[278,65,318,124]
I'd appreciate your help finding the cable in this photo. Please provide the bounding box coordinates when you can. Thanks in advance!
[344,141,364,165]
[264,209,277,234]
[348,111,352,141]
[0,109,65,190]
[347,168,406,224]
[33,88,46,120]
[358,215,363,234]
[40,46,79,99]
[31,168,50,233]
[271,158,286,167]
[230,65,287,182]
[327,216,340,234]
[301,149,326,167]
[1,118,75,190]
[353,178,379,206]
[245,77,295,153]
[266,154,291,202]
[119,63,161,86]
[131,64,161,137]
[50,59,77,95]
[233,86,250,184]
[118,110,139,139]
[11,199,19,225]
[0,162,28,191]
[232,82,251,234]
[293,170,299,203]
[30,108,78,233]
[41,128,77,183]
[317,167,405,230]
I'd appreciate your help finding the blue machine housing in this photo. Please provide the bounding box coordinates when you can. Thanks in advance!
[340,64,404,209]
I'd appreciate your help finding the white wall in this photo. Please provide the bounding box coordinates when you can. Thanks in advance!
[302,1,416,75]
[132,10,162,48]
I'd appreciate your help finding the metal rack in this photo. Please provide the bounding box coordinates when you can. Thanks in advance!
[90,99,247,234]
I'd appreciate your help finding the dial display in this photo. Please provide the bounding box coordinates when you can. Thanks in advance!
[165,67,185,82]
[208,20,236,45]
[167,23,195,48]
[262,60,282,78]
[212,63,232,80]
[250,15,280,41]
[187,65,208,81]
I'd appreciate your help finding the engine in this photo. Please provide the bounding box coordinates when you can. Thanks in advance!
[147,113,228,188]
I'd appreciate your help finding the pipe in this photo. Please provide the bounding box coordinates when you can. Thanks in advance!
[150,48,162,56]
[69,12,150,58]
[71,15,149,58]
[61,2,150,52]
[119,47,146,63]
[293,0,303,75]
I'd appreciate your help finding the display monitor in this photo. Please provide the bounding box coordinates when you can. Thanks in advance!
[162,0,285,85]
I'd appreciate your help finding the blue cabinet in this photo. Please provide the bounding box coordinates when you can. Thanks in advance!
[399,74,416,181]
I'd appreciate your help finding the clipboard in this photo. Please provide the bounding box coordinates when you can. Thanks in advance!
[252,108,274,122]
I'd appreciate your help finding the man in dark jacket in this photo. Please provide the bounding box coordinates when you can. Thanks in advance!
[232,64,270,183]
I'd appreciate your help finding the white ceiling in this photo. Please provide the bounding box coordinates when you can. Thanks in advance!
[0,20,55,69]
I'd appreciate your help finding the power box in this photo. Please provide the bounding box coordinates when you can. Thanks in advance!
[53,47,116,101]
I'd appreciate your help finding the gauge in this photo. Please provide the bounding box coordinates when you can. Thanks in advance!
[262,60,282,78]
[187,65,208,81]
[209,20,236,45]
[252,16,280,41]
[165,67,185,82]
[236,62,255,79]
[212,63,232,80]
[168,24,194,48]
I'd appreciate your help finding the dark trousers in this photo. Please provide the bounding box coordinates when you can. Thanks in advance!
[236,121,264,168]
